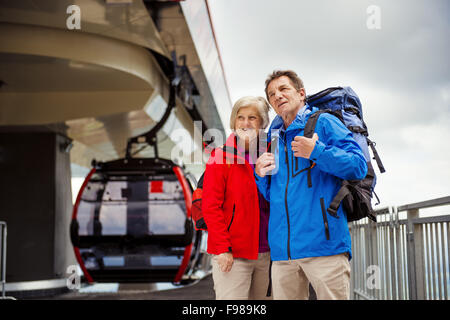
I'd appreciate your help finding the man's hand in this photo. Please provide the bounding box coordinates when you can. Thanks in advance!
[291,133,319,159]
[255,152,276,177]
[217,252,233,272]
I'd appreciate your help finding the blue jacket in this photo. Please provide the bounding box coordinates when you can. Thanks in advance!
[255,104,367,261]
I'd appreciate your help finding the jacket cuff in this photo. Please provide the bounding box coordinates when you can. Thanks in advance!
[254,171,268,186]
[214,245,232,255]
[309,140,326,162]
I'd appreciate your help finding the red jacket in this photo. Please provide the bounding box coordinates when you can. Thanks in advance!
[202,134,260,260]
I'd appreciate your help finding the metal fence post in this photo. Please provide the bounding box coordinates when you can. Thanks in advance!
[370,217,378,299]
[0,221,16,300]
[1,221,7,299]
[406,209,420,300]
[412,215,426,300]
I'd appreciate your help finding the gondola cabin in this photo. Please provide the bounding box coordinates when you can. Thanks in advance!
[70,157,206,284]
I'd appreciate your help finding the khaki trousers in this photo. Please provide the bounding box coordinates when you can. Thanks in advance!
[212,252,272,300]
[272,253,351,300]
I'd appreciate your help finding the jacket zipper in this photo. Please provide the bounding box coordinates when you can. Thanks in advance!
[227,204,235,231]
[284,145,291,259]
[320,198,330,240]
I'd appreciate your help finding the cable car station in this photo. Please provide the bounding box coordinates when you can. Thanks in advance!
[0,0,230,298]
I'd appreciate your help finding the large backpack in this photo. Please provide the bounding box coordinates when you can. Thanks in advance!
[305,86,385,222]
[191,172,207,230]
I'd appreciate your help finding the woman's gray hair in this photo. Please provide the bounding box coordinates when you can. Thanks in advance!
[229,96,270,131]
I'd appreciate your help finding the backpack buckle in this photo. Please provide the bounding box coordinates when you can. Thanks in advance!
[327,207,339,218]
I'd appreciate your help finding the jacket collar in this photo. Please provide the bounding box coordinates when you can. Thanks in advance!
[269,104,317,137]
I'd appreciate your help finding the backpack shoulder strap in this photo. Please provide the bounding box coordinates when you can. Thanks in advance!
[196,171,205,189]
[304,109,345,138]
[302,110,325,188]
[303,110,324,139]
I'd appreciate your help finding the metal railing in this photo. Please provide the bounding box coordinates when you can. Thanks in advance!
[1,221,7,299]
[0,221,16,300]
[349,196,450,300]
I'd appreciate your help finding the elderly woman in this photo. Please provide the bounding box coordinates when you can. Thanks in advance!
[202,96,271,300]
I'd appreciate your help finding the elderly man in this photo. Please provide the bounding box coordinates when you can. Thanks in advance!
[255,70,367,300]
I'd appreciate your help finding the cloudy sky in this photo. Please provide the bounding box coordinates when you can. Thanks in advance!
[207,0,450,209]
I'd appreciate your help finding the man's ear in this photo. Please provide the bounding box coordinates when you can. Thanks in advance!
[298,87,306,102]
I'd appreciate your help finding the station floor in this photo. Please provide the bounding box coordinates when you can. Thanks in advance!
[41,275,216,300]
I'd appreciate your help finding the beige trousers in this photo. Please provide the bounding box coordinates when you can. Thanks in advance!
[212,252,272,300]
[271,253,351,300]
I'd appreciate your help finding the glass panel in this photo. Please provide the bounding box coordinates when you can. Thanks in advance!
[103,256,125,267]
[99,203,127,235]
[149,203,186,235]
[76,174,188,236]
[102,181,127,201]
[150,256,183,266]
[77,201,95,235]
[81,181,105,201]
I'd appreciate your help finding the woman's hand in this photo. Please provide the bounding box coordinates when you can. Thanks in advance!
[217,252,234,272]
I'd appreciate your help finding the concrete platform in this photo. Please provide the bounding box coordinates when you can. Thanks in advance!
[36,275,216,300]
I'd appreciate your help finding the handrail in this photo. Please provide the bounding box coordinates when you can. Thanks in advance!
[372,196,450,216]
[373,206,391,215]
[396,196,450,212]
